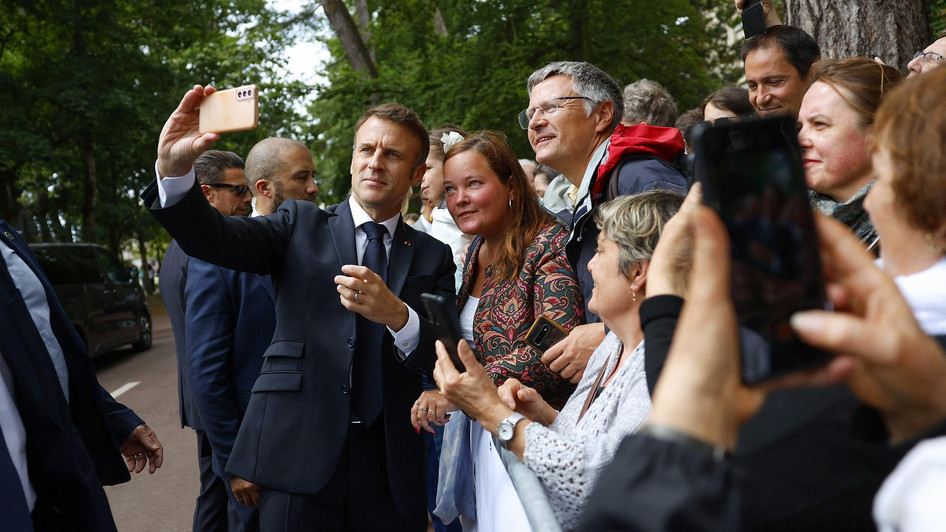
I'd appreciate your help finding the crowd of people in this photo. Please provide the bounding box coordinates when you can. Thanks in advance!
[4,0,946,531]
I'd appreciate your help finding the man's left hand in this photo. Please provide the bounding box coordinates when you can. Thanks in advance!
[120,423,164,474]
[335,264,409,331]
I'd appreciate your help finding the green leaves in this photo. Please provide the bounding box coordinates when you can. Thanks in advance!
[305,0,744,204]
[0,0,309,255]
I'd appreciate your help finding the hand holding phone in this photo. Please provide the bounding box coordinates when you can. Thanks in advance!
[199,85,259,134]
[420,293,466,372]
[692,116,833,384]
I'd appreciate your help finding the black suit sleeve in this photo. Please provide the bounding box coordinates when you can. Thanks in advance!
[578,433,742,532]
[640,295,684,394]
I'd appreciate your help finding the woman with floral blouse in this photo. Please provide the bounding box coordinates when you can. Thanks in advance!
[411,130,583,531]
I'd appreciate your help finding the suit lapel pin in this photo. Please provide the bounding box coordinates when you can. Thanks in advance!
[404,241,411,247]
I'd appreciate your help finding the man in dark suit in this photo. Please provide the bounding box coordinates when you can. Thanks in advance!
[188,143,322,531]
[144,85,456,531]
[187,252,275,532]
[0,220,163,531]
[160,149,251,532]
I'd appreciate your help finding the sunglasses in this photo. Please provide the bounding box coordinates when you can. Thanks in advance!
[207,183,251,196]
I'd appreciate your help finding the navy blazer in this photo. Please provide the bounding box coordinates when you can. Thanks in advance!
[144,180,455,514]
[185,257,276,479]
[0,221,143,530]
[160,239,202,430]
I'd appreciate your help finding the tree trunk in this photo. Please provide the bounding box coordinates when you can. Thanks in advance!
[785,0,931,71]
[319,0,378,77]
[0,168,20,225]
[354,0,377,63]
[81,147,97,232]
[137,233,154,294]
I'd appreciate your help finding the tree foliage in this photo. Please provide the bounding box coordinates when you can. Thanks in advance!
[0,0,309,257]
[306,0,744,205]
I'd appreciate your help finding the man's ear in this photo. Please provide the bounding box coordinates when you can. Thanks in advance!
[410,162,425,187]
[256,179,273,198]
[200,184,214,202]
[593,101,615,134]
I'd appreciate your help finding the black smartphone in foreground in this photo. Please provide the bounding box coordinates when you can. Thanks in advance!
[691,116,833,384]
[525,315,570,353]
[742,0,766,39]
[420,293,465,372]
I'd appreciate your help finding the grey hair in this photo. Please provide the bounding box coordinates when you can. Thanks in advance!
[245,138,310,186]
[527,61,624,131]
[194,150,245,185]
[622,79,678,127]
[594,190,683,278]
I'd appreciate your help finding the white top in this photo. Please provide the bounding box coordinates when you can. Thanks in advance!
[887,257,946,336]
[459,295,478,344]
[874,436,946,532]
[523,332,651,530]
[428,206,471,291]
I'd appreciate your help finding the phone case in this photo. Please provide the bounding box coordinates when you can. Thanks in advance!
[420,293,466,372]
[199,85,259,134]
[525,315,570,352]
[693,116,832,384]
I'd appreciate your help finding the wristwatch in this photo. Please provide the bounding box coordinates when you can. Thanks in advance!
[496,412,527,448]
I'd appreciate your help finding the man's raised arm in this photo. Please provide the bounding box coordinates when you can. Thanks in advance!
[157,85,221,179]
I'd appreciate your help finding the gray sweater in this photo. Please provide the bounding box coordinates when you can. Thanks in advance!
[523,332,652,530]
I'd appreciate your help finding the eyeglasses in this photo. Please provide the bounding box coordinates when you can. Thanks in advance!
[913,50,946,64]
[518,96,592,129]
[207,183,251,196]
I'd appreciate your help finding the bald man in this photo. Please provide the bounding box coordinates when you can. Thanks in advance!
[246,138,319,216]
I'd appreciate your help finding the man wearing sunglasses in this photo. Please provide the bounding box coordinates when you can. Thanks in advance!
[196,152,253,217]
[161,149,269,531]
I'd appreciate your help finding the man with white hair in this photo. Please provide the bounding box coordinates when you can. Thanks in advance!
[520,62,686,382]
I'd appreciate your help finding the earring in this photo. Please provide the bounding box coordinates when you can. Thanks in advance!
[508,199,513,209]
[632,291,637,302]
[927,232,946,254]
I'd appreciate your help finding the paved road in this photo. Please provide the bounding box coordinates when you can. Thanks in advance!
[98,312,198,531]
[97,305,437,531]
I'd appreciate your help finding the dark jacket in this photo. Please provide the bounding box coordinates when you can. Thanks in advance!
[0,220,142,531]
[143,180,455,515]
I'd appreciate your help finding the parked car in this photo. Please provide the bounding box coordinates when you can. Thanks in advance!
[28,242,152,357]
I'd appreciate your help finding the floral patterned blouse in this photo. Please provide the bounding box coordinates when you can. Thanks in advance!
[458,221,584,408]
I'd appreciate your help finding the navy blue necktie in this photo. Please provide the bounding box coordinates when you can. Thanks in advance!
[352,222,388,425]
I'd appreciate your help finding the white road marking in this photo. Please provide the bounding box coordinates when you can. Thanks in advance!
[110,381,140,399]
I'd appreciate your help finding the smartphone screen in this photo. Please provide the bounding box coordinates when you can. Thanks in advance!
[693,116,832,384]
[420,293,466,372]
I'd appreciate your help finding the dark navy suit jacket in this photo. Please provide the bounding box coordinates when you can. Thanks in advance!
[160,239,202,430]
[185,257,275,479]
[0,220,142,530]
[144,180,455,515]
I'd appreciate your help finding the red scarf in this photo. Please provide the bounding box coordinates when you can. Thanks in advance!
[592,124,686,199]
